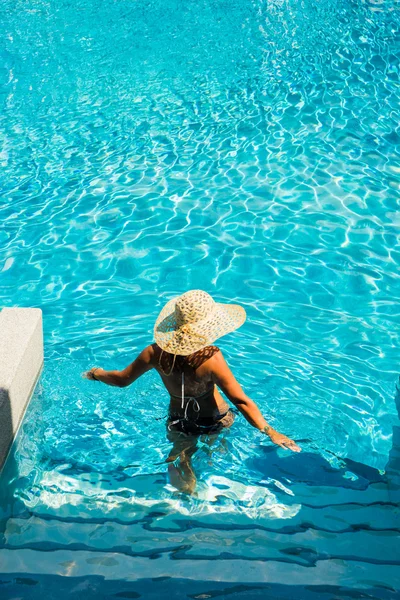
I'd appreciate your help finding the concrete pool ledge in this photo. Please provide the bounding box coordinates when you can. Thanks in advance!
[0,307,43,471]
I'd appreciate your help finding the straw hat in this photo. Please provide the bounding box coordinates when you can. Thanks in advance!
[154,289,246,356]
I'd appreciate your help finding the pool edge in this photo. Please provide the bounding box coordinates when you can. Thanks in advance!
[0,307,43,473]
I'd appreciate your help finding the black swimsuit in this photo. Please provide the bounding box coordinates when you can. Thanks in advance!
[167,371,234,435]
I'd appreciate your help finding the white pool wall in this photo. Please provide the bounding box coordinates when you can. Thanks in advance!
[0,307,43,471]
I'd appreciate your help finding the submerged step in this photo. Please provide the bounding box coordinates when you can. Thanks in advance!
[0,547,399,590]
[3,512,399,565]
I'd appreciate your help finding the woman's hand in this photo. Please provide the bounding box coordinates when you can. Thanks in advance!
[82,367,103,381]
[267,430,301,452]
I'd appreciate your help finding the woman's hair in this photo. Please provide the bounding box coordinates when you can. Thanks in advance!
[158,345,220,376]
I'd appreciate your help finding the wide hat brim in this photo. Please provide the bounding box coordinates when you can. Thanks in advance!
[154,296,246,356]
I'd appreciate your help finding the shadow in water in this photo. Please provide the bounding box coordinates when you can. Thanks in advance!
[248,443,386,491]
[248,377,400,497]
[385,377,400,503]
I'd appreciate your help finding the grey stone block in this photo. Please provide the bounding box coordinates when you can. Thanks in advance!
[0,307,43,471]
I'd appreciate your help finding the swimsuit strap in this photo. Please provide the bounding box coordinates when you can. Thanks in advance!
[168,372,200,430]
[181,371,200,419]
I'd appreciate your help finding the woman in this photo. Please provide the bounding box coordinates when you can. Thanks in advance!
[84,290,301,493]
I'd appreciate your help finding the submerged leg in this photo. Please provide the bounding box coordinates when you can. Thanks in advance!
[166,429,199,495]
[165,413,235,495]
[201,410,235,465]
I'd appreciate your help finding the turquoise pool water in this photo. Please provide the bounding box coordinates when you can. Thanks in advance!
[1,0,400,597]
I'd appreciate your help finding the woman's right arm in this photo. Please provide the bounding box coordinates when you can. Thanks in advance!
[83,345,155,387]
[211,351,301,452]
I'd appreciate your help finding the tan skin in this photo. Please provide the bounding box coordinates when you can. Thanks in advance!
[83,343,301,452]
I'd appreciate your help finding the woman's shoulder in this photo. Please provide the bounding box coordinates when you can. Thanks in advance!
[189,345,220,369]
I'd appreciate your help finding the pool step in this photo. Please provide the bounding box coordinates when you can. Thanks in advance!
[2,511,399,565]
[0,544,399,592]
[1,473,398,592]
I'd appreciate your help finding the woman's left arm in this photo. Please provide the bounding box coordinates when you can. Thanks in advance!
[211,351,301,452]
[84,345,155,387]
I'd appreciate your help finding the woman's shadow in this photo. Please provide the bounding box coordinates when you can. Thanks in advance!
[247,378,400,498]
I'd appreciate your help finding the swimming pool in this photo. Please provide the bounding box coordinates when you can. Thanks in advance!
[1,0,400,597]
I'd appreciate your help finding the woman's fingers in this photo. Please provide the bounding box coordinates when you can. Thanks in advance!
[82,369,95,380]
[286,440,301,452]
[270,431,301,453]
[291,444,302,452]
[277,440,289,449]
[281,439,302,452]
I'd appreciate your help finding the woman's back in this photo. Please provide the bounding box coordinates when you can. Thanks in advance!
[153,343,230,419]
